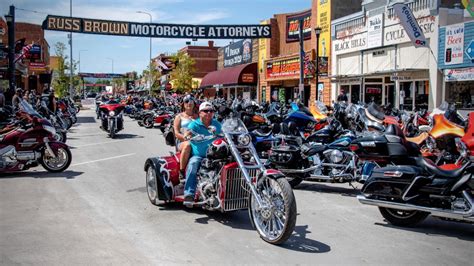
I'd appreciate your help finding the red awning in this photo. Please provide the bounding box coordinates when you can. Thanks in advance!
[200,63,257,88]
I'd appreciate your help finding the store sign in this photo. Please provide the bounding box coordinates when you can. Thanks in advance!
[393,3,427,48]
[223,39,252,68]
[384,16,435,46]
[367,14,383,49]
[266,57,311,79]
[318,56,328,76]
[29,62,46,71]
[28,44,42,60]
[241,73,254,83]
[444,23,464,65]
[286,10,312,42]
[366,87,382,94]
[42,15,271,39]
[444,67,474,81]
[333,33,367,54]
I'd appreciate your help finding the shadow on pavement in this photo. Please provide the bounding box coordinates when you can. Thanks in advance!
[194,210,254,231]
[279,225,331,253]
[0,170,84,179]
[114,133,143,139]
[127,186,147,193]
[375,217,474,241]
[296,182,360,197]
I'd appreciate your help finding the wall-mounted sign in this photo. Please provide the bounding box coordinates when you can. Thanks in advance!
[333,34,367,54]
[286,10,312,43]
[266,57,311,80]
[444,23,464,65]
[29,62,46,71]
[42,15,271,39]
[27,44,42,60]
[318,56,328,76]
[445,67,474,81]
[241,73,254,83]
[223,39,252,68]
[366,87,382,94]
[317,0,331,57]
[367,14,383,49]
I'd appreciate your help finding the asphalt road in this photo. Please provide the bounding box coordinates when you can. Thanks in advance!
[1,107,473,265]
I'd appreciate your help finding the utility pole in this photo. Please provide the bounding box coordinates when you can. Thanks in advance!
[69,0,74,98]
[5,5,15,104]
[298,19,305,105]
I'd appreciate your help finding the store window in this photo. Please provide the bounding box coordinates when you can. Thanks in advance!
[446,81,474,109]
[364,84,383,105]
[414,81,429,110]
[400,81,413,111]
[400,81,429,110]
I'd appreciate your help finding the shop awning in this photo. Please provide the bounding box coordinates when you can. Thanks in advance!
[200,63,257,88]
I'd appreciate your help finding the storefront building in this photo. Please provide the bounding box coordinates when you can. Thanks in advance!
[258,0,360,106]
[438,20,474,112]
[331,0,473,111]
[1,19,51,94]
[200,38,258,100]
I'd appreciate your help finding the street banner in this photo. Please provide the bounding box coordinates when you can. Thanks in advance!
[444,23,464,65]
[286,10,312,42]
[42,15,271,39]
[393,3,427,48]
[79,73,125,78]
[367,14,384,49]
[317,0,331,57]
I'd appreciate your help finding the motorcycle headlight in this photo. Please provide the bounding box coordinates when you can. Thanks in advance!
[330,149,344,163]
[237,134,251,146]
[109,111,115,116]
[43,125,56,136]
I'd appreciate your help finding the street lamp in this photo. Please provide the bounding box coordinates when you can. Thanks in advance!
[106,57,114,73]
[79,49,87,98]
[314,27,322,102]
[136,11,152,91]
[5,6,15,103]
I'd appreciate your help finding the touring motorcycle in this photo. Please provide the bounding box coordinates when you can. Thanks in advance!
[0,100,72,173]
[144,116,297,244]
[354,123,473,226]
[99,101,125,138]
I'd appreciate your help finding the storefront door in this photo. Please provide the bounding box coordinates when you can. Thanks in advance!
[384,84,395,106]
[364,84,383,105]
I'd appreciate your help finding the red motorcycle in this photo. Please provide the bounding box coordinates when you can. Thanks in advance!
[99,101,125,139]
[144,117,297,244]
[142,110,173,132]
[0,100,72,173]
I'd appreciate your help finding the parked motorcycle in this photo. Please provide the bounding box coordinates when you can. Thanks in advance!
[144,116,297,244]
[0,100,72,173]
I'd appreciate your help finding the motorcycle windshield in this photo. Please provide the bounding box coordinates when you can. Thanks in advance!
[222,118,248,134]
[19,99,41,117]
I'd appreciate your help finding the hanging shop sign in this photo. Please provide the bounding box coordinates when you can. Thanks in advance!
[241,73,255,83]
[444,67,474,81]
[367,14,384,49]
[318,56,329,76]
[444,23,464,65]
[317,0,331,57]
[223,39,253,67]
[42,15,271,39]
[286,10,312,43]
[392,3,427,48]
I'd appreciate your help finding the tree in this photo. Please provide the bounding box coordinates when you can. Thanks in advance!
[51,42,79,98]
[170,51,195,94]
[141,61,161,91]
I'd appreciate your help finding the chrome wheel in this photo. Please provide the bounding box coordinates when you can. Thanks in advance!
[146,167,159,205]
[41,146,71,173]
[250,177,296,244]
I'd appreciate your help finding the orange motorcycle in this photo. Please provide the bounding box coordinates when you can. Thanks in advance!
[406,114,466,164]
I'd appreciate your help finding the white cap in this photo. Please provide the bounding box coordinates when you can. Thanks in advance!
[199,101,214,112]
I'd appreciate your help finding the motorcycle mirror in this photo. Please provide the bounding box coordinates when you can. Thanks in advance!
[208,125,217,135]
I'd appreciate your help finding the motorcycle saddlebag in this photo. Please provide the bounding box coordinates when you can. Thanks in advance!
[362,165,423,198]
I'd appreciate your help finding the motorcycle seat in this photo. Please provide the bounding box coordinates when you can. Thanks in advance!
[416,157,471,179]
[406,132,429,145]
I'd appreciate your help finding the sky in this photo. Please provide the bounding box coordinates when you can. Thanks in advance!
[1,0,311,75]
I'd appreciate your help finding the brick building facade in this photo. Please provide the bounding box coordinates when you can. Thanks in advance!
[0,18,50,94]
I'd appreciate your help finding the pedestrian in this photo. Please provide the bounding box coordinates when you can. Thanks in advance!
[0,87,5,108]
[337,88,348,102]
[12,88,23,110]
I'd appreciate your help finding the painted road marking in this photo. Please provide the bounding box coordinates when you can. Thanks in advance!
[72,140,124,148]
[71,153,136,166]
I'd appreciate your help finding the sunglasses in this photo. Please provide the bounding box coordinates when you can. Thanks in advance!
[201,110,214,113]
[184,99,194,103]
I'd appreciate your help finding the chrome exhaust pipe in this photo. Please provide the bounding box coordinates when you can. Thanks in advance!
[357,191,474,222]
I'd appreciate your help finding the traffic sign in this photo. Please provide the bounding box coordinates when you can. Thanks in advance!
[466,40,474,61]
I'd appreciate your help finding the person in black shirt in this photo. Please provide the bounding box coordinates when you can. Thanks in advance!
[337,88,348,102]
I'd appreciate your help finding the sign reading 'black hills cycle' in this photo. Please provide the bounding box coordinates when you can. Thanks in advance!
[42,15,272,39]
